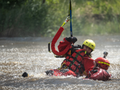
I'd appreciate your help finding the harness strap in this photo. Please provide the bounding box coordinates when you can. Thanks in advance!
[58,63,68,70]
[65,58,84,74]
[66,50,86,65]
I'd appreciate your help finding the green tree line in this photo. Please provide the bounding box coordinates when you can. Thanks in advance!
[0,0,120,37]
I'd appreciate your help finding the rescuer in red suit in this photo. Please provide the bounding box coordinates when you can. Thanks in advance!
[46,37,95,77]
[57,37,96,76]
[85,57,111,81]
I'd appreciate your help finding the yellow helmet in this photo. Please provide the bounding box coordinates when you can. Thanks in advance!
[83,39,96,51]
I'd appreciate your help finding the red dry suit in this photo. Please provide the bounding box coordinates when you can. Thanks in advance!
[58,38,72,52]
[83,57,95,74]
[83,58,111,81]
[45,69,77,77]
[86,67,111,81]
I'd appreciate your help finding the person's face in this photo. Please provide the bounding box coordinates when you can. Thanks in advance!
[83,45,92,53]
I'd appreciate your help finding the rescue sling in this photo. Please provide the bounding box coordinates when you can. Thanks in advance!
[51,27,71,56]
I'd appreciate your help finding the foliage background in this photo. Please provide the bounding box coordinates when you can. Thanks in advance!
[0,0,120,37]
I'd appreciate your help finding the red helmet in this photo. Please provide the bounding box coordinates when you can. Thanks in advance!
[95,57,110,70]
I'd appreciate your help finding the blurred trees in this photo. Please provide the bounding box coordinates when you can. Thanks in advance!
[0,0,26,9]
[0,0,120,37]
[0,0,27,36]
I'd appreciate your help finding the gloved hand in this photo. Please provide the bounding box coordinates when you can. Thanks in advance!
[65,37,77,43]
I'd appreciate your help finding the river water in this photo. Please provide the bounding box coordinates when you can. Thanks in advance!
[0,35,120,90]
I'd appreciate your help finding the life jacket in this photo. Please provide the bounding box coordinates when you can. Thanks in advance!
[61,49,88,75]
[87,67,111,81]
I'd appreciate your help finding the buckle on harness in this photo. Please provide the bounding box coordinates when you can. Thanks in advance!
[58,63,68,70]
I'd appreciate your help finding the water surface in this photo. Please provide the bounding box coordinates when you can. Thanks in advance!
[0,35,120,90]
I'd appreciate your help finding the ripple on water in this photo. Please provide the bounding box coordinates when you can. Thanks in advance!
[0,36,120,90]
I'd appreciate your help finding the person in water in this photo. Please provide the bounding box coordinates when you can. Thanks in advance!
[87,57,111,80]
[46,37,111,80]
[46,37,95,76]
[57,37,96,76]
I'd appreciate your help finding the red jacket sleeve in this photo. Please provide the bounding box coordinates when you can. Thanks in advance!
[83,57,95,73]
[58,38,71,52]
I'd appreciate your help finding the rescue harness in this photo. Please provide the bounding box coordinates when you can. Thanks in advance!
[61,50,87,75]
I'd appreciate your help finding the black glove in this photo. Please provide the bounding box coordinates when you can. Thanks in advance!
[65,37,77,43]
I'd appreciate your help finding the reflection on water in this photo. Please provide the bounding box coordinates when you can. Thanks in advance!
[0,35,120,90]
